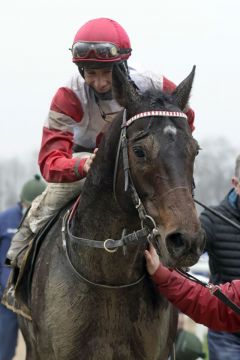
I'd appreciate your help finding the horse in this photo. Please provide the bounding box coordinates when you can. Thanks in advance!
[18,65,205,360]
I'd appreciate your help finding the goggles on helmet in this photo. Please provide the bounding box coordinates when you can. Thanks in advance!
[71,41,131,61]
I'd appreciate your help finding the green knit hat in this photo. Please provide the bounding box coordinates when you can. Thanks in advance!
[20,174,46,204]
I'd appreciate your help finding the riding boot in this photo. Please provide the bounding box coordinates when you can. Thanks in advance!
[6,221,34,268]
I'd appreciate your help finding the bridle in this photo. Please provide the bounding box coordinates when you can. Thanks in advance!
[113,109,188,222]
[62,108,189,288]
[61,106,240,360]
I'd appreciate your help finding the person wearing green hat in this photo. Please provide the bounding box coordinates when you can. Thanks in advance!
[0,174,46,360]
[20,174,46,207]
[175,328,206,360]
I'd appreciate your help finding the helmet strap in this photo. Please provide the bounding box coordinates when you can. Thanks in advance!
[77,65,85,78]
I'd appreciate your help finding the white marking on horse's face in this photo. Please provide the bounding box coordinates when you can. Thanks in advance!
[163,125,177,136]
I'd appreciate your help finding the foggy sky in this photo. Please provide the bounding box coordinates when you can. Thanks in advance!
[1,0,240,160]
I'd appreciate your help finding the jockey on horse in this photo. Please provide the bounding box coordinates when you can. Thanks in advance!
[7,17,195,268]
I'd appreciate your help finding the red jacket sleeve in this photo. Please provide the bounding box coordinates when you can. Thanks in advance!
[38,87,87,183]
[152,265,240,332]
[162,76,195,132]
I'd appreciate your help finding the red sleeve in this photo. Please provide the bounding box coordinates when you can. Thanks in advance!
[152,265,240,332]
[162,76,195,132]
[38,87,87,182]
[38,127,87,182]
[50,87,83,123]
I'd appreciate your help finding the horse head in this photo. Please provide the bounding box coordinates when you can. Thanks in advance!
[111,65,205,268]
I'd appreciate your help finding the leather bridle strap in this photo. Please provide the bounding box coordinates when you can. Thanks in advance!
[113,109,148,222]
[113,108,188,222]
[121,109,130,192]
[175,268,240,315]
[62,208,148,250]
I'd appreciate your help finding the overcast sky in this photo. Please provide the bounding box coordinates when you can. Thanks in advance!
[1,0,240,161]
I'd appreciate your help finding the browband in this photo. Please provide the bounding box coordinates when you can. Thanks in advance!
[126,110,187,127]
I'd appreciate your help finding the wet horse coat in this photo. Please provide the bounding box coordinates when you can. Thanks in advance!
[19,66,204,360]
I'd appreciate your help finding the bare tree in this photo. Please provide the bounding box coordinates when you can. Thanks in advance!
[0,138,238,212]
[194,137,239,207]
[0,151,39,211]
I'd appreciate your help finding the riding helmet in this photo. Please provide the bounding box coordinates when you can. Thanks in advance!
[71,18,132,64]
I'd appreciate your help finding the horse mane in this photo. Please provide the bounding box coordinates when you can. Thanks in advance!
[141,88,175,108]
[87,112,123,188]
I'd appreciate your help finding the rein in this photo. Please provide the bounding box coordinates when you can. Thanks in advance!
[62,204,149,251]
[175,268,240,315]
[61,198,156,288]
[194,198,240,231]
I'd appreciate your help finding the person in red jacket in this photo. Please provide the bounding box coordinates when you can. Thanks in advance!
[145,244,240,332]
[7,17,195,267]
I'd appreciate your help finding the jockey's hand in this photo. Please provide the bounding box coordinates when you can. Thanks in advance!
[83,148,98,174]
[144,243,161,275]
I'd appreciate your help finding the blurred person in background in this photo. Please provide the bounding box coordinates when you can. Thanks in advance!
[0,175,46,360]
[199,154,240,360]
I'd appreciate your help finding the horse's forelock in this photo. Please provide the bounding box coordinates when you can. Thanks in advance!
[137,89,178,113]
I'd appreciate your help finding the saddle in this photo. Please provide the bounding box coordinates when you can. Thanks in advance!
[2,199,76,320]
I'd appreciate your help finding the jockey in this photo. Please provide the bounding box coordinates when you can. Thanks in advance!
[145,244,240,332]
[7,17,195,267]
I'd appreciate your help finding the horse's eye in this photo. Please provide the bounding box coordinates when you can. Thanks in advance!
[133,146,145,158]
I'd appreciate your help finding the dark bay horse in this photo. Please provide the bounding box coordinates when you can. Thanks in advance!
[19,66,205,360]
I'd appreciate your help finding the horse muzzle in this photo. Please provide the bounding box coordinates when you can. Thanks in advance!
[159,228,205,268]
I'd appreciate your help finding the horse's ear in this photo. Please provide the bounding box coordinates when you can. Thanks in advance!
[112,64,142,109]
[172,65,196,110]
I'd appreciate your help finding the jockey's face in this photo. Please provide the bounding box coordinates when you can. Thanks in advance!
[84,67,113,94]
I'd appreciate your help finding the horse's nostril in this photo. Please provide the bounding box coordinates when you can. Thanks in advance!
[166,232,185,251]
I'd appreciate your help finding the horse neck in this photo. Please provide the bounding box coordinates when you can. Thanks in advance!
[68,179,145,285]
[74,179,139,240]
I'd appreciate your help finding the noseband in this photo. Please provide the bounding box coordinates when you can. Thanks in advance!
[62,109,188,288]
